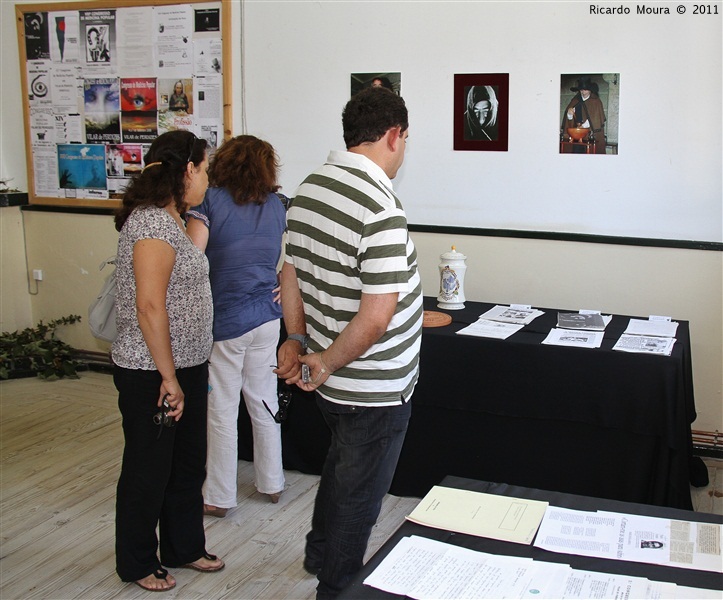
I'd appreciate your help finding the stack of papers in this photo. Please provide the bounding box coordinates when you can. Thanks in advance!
[613,318,678,356]
[363,535,719,599]
[542,310,611,349]
[456,305,544,340]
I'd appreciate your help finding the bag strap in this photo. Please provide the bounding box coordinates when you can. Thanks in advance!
[276,192,291,211]
[99,256,116,271]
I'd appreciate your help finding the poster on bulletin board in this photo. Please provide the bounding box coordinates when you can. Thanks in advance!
[15,0,231,208]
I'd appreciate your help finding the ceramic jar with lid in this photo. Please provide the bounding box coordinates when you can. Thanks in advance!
[437,246,467,310]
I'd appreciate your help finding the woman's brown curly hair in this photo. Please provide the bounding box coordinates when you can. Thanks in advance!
[208,135,280,205]
[114,130,207,231]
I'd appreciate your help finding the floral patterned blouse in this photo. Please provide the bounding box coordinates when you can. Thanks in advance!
[111,205,213,370]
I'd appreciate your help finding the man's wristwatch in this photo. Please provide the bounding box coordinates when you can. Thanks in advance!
[286,333,309,351]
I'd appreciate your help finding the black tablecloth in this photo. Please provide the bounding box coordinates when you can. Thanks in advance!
[338,477,722,599]
[239,297,697,509]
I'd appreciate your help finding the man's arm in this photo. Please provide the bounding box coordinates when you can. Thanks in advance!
[297,291,398,391]
[274,261,306,382]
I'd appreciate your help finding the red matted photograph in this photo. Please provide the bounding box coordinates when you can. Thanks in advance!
[454,73,509,151]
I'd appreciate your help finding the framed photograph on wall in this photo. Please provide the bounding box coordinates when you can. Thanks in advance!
[350,72,401,96]
[559,73,619,155]
[454,73,509,151]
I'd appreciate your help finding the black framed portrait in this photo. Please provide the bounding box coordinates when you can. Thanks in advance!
[454,73,509,151]
[350,72,401,96]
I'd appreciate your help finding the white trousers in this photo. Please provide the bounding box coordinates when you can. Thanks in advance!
[203,319,285,508]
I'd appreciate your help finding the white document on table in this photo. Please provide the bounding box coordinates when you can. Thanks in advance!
[534,506,723,573]
[542,328,604,348]
[613,334,676,356]
[406,485,548,544]
[534,506,620,557]
[674,585,723,599]
[479,305,545,325]
[625,318,679,338]
[597,511,723,573]
[363,535,568,599]
[363,535,709,599]
[456,318,525,340]
[559,568,655,599]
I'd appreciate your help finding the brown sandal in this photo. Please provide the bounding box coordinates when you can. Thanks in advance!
[203,504,228,518]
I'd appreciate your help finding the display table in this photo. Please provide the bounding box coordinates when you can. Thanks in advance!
[239,297,697,509]
[338,477,722,599]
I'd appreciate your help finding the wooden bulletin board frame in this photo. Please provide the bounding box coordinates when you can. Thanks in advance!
[15,0,232,208]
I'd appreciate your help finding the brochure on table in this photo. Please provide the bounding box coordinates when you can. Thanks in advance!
[455,304,543,340]
[613,317,679,356]
[406,485,547,544]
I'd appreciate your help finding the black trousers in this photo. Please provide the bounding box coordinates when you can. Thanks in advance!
[114,363,209,582]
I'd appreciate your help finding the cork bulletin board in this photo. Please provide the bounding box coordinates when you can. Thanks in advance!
[15,0,231,208]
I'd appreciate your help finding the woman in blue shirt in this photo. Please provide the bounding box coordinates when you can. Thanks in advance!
[186,135,287,516]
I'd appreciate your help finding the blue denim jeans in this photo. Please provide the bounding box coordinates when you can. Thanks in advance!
[306,394,412,599]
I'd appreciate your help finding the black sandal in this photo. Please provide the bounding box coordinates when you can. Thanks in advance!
[180,552,225,573]
[134,567,176,592]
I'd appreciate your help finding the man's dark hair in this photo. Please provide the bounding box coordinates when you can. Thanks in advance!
[342,87,408,149]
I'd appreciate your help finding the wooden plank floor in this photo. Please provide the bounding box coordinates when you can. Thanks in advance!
[1,372,721,599]
[0,372,418,600]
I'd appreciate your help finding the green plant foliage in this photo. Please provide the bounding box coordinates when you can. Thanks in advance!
[0,315,82,380]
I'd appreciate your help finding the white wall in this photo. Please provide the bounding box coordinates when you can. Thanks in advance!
[1,0,720,432]
[240,1,722,243]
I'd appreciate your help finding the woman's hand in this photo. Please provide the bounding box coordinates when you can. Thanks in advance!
[159,376,185,421]
[272,284,281,304]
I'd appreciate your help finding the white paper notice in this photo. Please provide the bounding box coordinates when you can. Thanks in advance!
[194,38,223,75]
[116,6,154,74]
[542,328,604,349]
[154,5,194,74]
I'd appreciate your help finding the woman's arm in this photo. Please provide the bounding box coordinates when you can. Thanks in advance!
[185,216,209,252]
[133,238,184,419]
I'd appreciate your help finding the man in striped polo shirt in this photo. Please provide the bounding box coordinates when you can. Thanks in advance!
[275,87,423,599]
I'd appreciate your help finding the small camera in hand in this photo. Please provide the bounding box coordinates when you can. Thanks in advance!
[301,364,311,383]
[153,395,176,428]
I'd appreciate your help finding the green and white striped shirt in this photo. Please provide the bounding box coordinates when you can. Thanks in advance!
[286,151,423,406]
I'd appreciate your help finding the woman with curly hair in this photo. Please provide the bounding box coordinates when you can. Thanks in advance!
[112,130,224,592]
[186,135,287,517]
